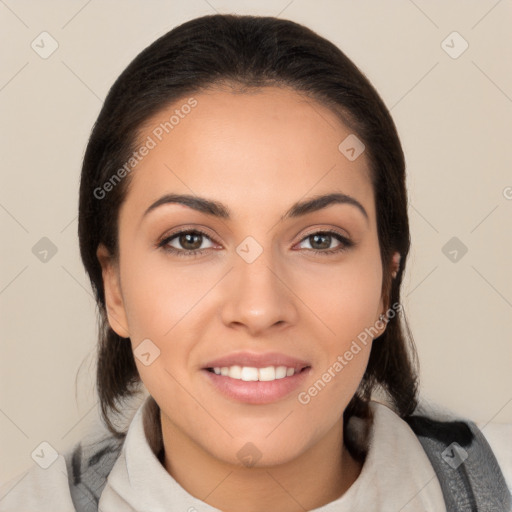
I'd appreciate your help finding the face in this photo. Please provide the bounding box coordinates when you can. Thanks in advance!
[98,86,395,468]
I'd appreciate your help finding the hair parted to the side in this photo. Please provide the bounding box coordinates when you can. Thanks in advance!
[78,14,419,447]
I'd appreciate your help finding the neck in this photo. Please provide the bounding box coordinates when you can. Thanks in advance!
[160,413,363,512]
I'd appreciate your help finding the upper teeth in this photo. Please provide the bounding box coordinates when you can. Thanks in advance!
[212,365,296,381]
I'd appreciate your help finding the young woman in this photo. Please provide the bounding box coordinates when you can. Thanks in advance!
[1,13,510,512]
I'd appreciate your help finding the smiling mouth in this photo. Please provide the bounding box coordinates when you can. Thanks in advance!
[205,365,311,382]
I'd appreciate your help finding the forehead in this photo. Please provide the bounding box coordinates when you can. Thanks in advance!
[123,86,375,223]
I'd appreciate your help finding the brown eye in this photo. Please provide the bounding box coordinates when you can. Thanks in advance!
[308,233,332,250]
[177,232,204,251]
[297,231,354,255]
[159,229,216,257]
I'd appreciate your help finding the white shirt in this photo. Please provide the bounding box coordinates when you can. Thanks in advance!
[0,394,467,511]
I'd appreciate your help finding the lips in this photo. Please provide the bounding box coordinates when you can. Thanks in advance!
[201,351,312,404]
[202,351,311,373]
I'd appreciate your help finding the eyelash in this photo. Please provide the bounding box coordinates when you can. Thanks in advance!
[157,228,354,258]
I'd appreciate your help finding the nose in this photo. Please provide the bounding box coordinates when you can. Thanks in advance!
[219,249,299,336]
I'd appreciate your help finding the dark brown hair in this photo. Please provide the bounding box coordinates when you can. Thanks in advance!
[78,14,419,445]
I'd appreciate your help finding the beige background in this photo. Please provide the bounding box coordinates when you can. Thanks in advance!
[1,0,511,484]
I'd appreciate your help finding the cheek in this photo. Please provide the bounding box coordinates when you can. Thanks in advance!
[120,252,213,340]
[119,254,222,396]
[295,264,380,417]
[293,252,383,339]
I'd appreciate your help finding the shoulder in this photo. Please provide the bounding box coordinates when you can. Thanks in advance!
[405,398,512,486]
[0,453,75,512]
[0,395,146,512]
[65,433,124,511]
[0,433,124,512]
[474,420,512,493]
[402,398,512,510]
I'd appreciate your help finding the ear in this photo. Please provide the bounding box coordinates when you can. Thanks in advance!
[96,243,130,339]
[391,251,401,279]
[375,251,401,338]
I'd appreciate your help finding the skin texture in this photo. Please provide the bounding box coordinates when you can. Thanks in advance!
[97,86,400,512]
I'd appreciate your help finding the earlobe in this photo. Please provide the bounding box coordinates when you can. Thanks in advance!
[376,252,401,340]
[391,251,401,279]
[96,244,130,339]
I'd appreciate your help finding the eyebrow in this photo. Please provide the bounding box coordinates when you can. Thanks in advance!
[142,192,369,224]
